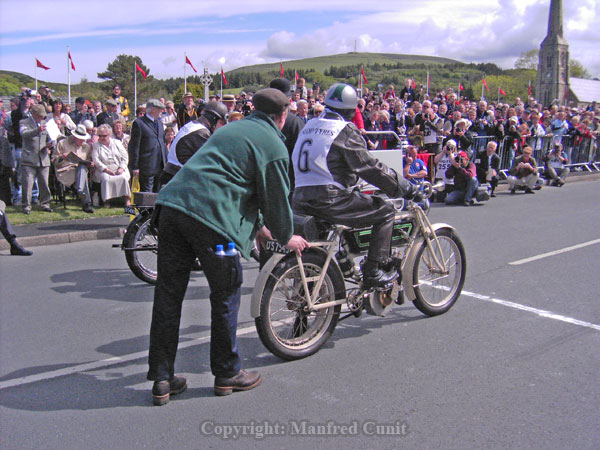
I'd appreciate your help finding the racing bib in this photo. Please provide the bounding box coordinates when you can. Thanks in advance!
[166,121,208,167]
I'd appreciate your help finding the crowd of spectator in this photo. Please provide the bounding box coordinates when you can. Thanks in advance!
[0,75,599,215]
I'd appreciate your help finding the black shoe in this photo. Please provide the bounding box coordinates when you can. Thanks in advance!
[82,203,94,214]
[524,188,535,194]
[558,180,565,187]
[490,192,496,198]
[10,242,33,256]
[362,268,399,289]
[510,188,516,195]
[534,185,542,191]
[41,207,54,213]
[214,370,262,396]
[152,375,187,406]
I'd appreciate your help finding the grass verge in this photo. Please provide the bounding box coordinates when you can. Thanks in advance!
[5,200,126,225]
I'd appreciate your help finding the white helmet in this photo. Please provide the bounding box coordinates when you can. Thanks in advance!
[324,83,357,119]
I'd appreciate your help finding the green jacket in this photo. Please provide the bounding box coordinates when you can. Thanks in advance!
[157,111,293,258]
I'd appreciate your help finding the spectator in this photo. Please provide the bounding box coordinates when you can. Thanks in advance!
[550,111,569,145]
[399,78,415,104]
[108,85,130,119]
[83,120,98,146]
[415,100,443,154]
[19,104,54,214]
[227,111,243,123]
[433,139,457,202]
[508,146,539,194]
[70,97,95,126]
[50,99,76,136]
[92,100,103,119]
[543,143,569,186]
[444,118,474,158]
[128,99,168,193]
[135,105,146,118]
[444,150,480,206]
[111,119,130,149]
[38,85,54,112]
[51,124,95,213]
[222,94,236,113]
[176,92,198,128]
[92,123,131,207]
[96,98,123,127]
[296,77,308,99]
[161,101,178,133]
[475,141,501,197]
[296,100,309,124]
[164,126,176,152]
[0,200,32,255]
[403,145,428,184]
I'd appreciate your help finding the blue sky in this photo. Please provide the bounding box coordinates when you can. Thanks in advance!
[1,0,598,85]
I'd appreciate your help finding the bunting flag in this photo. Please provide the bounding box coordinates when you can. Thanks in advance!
[482,77,489,91]
[499,88,506,96]
[136,63,147,79]
[221,67,228,85]
[459,83,464,91]
[361,65,368,85]
[411,79,417,89]
[185,55,197,73]
[528,80,532,96]
[68,51,75,70]
[36,58,50,70]
[295,70,299,82]
[280,62,284,78]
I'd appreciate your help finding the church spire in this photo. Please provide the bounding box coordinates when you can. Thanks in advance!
[543,0,568,45]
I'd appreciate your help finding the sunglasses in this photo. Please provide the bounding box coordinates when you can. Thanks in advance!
[98,134,111,137]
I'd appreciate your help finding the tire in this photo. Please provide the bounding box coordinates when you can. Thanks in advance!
[255,252,343,360]
[411,228,466,316]
[124,213,158,285]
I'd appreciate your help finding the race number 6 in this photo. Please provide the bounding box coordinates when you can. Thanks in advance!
[297,139,313,173]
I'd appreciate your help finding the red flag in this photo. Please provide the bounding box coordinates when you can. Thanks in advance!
[361,65,368,85]
[185,55,197,73]
[295,70,299,82]
[68,51,75,71]
[280,62,284,78]
[528,80,532,96]
[482,77,489,91]
[221,67,228,86]
[499,88,506,96]
[36,58,50,70]
[412,79,417,89]
[459,83,464,91]
[136,63,147,79]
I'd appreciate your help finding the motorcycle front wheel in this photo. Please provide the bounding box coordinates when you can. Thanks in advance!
[124,214,158,285]
[255,252,341,360]
[411,228,466,316]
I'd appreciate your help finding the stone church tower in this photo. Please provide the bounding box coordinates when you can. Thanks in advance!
[536,0,569,106]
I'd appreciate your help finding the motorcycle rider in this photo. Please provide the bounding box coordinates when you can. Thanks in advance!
[160,101,228,186]
[292,83,418,288]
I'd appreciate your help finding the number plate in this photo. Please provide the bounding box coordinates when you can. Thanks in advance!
[124,206,136,215]
[265,240,290,254]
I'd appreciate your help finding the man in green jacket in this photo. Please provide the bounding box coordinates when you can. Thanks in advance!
[147,88,308,405]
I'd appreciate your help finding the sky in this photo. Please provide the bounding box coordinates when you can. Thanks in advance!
[0,0,598,86]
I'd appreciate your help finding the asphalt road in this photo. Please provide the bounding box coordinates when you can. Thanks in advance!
[1,179,599,449]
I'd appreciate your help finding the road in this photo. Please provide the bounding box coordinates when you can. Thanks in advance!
[1,179,599,449]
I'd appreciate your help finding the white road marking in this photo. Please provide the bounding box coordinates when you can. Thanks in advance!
[461,289,600,331]
[2,289,599,390]
[508,239,600,265]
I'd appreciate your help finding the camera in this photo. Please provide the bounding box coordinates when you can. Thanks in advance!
[312,82,319,89]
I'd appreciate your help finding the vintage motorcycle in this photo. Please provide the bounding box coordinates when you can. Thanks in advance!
[251,181,466,361]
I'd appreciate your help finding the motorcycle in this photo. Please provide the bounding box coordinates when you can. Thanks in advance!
[115,192,260,285]
[251,181,466,361]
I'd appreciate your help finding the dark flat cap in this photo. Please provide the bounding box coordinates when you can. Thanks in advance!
[146,98,166,109]
[105,98,118,106]
[269,78,292,96]
[253,88,290,115]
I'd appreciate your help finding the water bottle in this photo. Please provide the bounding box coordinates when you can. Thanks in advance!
[215,244,226,256]
[225,242,238,256]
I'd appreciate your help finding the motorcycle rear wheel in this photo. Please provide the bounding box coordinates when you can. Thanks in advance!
[255,252,341,360]
[124,214,158,285]
[411,228,466,316]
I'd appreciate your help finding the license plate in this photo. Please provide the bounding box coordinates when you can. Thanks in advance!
[265,240,290,254]
[124,206,136,215]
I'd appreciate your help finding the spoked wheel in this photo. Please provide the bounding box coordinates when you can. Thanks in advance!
[255,252,341,360]
[412,228,466,316]
[124,214,158,285]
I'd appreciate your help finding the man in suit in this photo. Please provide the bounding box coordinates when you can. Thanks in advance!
[128,99,168,192]
[95,98,123,127]
[19,104,54,214]
[475,141,501,197]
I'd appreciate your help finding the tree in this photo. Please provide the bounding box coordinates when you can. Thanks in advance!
[97,54,152,100]
[570,59,592,79]
[514,49,539,70]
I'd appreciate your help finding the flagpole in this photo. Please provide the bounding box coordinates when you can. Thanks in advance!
[426,70,429,97]
[497,88,500,104]
[67,46,71,106]
[184,52,187,93]
[134,61,137,114]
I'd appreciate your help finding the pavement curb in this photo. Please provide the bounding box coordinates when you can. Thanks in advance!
[0,227,124,251]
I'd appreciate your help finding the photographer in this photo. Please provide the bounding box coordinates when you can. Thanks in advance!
[444,150,480,206]
[507,146,538,194]
[415,100,443,154]
[433,139,457,202]
[443,118,474,159]
[543,143,569,187]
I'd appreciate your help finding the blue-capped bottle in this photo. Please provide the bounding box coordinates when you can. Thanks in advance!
[225,242,238,256]
[215,244,226,256]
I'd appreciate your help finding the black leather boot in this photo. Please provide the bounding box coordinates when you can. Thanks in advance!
[10,239,33,256]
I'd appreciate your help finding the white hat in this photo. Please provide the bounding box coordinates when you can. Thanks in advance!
[72,124,90,140]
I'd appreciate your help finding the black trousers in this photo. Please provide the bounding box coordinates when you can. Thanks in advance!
[0,209,16,243]
[293,186,395,266]
[147,206,243,381]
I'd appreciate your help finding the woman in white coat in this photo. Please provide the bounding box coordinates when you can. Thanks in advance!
[92,124,131,207]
